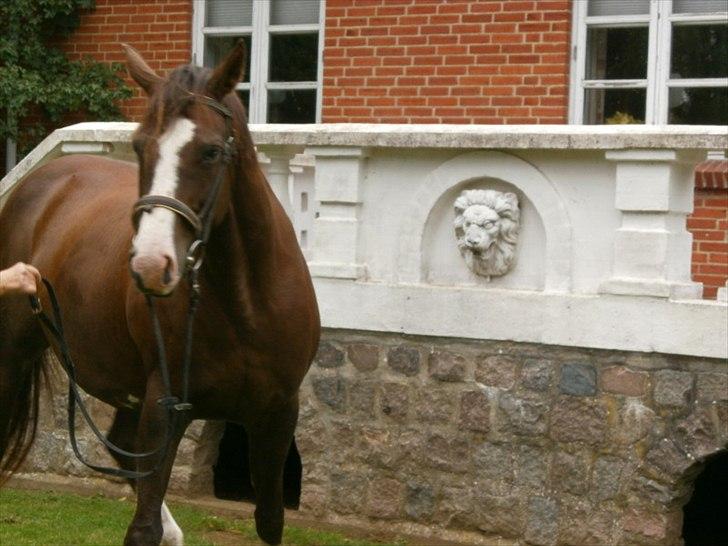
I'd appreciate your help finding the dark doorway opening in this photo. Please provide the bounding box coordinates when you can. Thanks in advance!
[212,422,301,509]
[682,451,728,545]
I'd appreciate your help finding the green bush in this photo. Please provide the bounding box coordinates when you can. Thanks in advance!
[0,0,132,157]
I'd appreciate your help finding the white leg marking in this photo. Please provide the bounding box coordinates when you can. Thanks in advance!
[160,501,184,546]
[132,117,197,260]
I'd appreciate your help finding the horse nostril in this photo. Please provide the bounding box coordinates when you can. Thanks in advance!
[162,256,174,285]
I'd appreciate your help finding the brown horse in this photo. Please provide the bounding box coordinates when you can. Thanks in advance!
[0,42,320,545]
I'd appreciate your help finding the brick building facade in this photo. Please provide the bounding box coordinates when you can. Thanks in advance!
[22,0,728,297]
[322,0,570,124]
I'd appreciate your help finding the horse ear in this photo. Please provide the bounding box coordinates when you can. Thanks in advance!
[206,40,246,100]
[122,43,162,95]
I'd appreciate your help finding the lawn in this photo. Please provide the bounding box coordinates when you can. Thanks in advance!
[0,488,405,546]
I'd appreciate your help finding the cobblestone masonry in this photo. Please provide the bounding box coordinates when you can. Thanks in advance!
[23,330,728,545]
[295,332,726,546]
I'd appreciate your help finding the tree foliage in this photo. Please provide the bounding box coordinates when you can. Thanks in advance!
[0,0,132,156]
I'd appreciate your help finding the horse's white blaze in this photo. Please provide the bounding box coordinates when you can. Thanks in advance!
[132,117,196,265]
[160,501,184,546]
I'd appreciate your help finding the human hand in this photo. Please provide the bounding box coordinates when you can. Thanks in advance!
[0,262,42,297]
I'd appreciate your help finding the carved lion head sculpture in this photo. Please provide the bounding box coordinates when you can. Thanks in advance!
[453,189,520,280]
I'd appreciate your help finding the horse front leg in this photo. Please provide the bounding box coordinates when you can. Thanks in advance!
[124,375,190,546]
[107,409,184,546]
[247,395,299,546]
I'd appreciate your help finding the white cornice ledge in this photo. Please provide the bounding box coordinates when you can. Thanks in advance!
[249,123,728,150]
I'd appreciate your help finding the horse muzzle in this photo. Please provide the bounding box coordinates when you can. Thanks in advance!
[129,250,180,296]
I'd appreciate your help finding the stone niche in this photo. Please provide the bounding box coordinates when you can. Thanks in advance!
[399,150,571,292]
[422,177,544,289]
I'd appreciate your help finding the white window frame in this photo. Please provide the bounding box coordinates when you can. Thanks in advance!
[192,0,325,123]
[569,0,728,124]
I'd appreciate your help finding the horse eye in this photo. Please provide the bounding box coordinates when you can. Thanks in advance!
[202,146,222,162]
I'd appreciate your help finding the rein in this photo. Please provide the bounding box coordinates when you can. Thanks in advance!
[29,281,174,480]
[29,94,236,479]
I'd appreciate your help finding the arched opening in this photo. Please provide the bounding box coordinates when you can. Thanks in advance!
[212,422,302,509]
[682,451,728,545]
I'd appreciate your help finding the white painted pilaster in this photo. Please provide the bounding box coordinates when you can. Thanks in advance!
[304,146,368,280]
[600,149,705,299]
[257,144,301,220]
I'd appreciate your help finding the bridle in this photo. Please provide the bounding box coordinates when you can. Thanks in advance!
[130,94,236,293]
[25,94,239,480]
[128,93,237,415]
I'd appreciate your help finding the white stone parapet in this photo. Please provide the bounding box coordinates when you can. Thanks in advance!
[2,122,726,359]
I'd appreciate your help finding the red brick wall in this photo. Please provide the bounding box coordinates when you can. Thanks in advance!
[60,0,192,122]
[689,162,728,299]
[322,0,571,124]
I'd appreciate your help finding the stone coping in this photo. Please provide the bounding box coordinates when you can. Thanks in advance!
[41,121,725,150]
[33,121,728,149]
[250,123,728,151]
[4,122,726,197]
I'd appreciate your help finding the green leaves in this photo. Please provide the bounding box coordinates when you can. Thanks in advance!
[0,0,132,157]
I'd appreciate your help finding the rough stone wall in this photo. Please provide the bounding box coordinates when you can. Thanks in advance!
[294,330,727,546]
[20,330,727,545]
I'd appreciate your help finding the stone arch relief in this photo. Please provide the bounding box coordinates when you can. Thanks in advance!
[396,150,573,292]
[454,189,520,281]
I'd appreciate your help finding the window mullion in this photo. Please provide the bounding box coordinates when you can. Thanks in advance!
[191,0,205,66]
[315,0,325,123]
[582,79,648,88]
[568,0,588,123]
[250,0,270,123]
[667,77,728,87]
[650,0,672,124]
[644,0,660,124]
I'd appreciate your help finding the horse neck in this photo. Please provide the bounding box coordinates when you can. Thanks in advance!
[206,147,282,309]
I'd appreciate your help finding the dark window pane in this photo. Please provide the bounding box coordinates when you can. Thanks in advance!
[269,34,318,82]
[271,0,319,25]
[236,90,250,116]
[584,88,646,124]
[587,27,648,79]
[204,35,252,82]
[206,0,253,27]
[669,87,728,124]
[671,25,728,79]
[267,89,316,123]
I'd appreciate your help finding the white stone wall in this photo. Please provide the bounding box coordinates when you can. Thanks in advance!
[2,123,726,359]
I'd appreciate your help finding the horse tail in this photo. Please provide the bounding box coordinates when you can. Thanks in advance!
[0,351,47,487]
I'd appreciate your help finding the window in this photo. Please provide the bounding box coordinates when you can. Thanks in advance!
[192,0,324,123]
[570,0,728,124]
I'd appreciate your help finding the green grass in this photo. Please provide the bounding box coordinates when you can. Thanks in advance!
[0,488,405,546]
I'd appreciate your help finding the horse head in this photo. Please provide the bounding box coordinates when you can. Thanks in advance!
[124,42,246,296]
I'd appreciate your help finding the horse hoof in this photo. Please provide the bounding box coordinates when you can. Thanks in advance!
[123,525,163,546]
[254,508,283,545]
[160,531,184,546]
